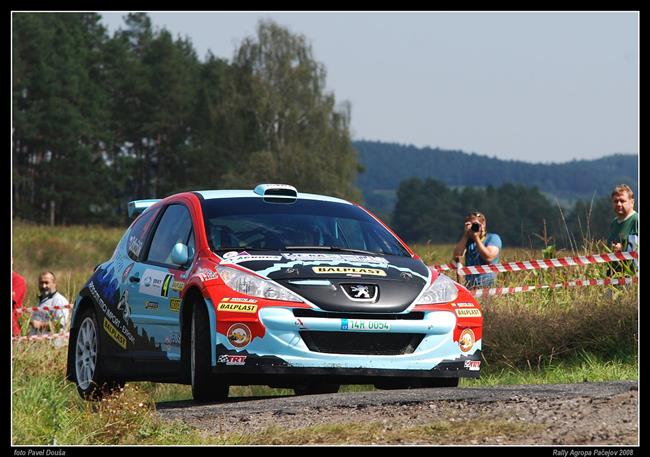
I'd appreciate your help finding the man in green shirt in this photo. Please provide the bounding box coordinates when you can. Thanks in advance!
[607,184,638,253]
[606,184,638,274]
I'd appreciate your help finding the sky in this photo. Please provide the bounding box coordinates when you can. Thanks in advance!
[101,11,639,164]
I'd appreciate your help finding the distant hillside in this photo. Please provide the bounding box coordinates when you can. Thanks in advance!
[353,140,638,220]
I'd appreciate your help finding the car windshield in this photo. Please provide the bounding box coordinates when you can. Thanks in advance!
[200,197,410,257]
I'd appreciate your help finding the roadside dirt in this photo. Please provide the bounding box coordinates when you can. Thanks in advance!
[156,381,638,445]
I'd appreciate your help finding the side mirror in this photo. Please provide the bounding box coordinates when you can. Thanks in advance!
[171,243,190,266]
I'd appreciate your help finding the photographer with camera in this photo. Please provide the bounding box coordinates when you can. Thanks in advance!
[452,212,502,289]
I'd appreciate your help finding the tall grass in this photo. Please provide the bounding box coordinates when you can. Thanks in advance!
[11,222,638,444]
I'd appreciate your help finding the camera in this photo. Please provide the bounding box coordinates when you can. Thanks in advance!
[471,222,481,232]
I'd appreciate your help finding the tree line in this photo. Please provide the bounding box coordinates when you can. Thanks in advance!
[391,178,622,249]
[13,13,361,225]
[355,140,637,220]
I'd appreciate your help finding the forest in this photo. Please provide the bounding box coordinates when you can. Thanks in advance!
[13,13,361,226]
[12,13,636,248]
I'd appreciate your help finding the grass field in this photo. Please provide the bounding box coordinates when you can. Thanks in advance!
[11,220,639,445]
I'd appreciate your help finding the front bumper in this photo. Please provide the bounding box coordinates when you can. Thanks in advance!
[215,307,482,375]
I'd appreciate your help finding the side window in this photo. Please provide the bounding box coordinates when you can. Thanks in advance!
[127,207,161,261]
[146,204,194,267]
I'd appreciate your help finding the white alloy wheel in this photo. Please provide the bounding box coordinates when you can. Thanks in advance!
[75,317,98,390]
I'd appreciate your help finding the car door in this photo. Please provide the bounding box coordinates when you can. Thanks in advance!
[126,203,195,364]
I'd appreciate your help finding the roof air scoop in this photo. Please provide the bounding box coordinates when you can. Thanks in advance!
[254,184,298,201]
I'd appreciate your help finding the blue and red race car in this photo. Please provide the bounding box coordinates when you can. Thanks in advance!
[66,184,482,401]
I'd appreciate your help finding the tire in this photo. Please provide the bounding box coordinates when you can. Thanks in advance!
[190,300,228,403]
[293,383,340,396]
[73,308,124,401]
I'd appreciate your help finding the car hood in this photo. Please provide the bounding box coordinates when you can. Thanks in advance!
[217,251,435,313]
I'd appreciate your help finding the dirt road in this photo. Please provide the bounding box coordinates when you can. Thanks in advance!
[156,381,638,445]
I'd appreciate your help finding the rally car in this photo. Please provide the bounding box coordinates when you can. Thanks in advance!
[66,184,482,401]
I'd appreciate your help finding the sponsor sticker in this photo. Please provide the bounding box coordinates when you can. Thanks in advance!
[223,254,283,264]
[103,317,127,349]
[456,302,478,308]
[140,269,172,296]
[459,328,475,353]
[171,280,185,292]
[218,302,258,313]
[340,319,391,331]
[312,267,386,276]
[217,354,247,366]
[464,360,481,371]
[227,323,252,348]
[222,297,258,303]
[128,235,143,257]
[282,253,389,264]
[144,301,159,310]
[455,309,482,318]
[161,274,173,297]
[169,298,181,312]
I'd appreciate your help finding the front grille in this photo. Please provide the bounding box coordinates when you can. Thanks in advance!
[300,331,424,355]
[293,309,425,320]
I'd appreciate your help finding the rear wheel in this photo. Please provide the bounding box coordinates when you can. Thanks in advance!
[190,301,228,403]
[293,383,340,396]
[73,308,123,400]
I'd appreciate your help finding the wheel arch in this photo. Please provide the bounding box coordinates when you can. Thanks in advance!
[180,286,217,382]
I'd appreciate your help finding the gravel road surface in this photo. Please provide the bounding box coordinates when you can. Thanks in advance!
[156,381,638,445]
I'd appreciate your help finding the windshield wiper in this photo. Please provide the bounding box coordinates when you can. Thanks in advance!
[284,246,384,256]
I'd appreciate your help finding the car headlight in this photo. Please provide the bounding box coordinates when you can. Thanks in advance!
[415,273,459,304]
[216,265,304,302]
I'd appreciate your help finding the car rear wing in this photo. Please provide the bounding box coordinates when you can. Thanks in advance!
[128,199,161,218]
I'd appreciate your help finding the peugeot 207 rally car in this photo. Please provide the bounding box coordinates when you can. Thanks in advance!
[66,184,482,401]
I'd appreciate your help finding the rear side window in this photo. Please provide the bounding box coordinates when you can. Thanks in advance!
[127,207,160,261]
[146,204,194,267]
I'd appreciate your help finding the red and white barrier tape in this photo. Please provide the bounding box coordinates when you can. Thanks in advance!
[12,331,70,343]
[15,304,73,315]
[471,275,638,298]
[432,251,638,275]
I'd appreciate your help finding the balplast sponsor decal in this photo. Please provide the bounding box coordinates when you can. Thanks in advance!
[464,360,481,371]
[218,302,258,313]
[89,281,135,345]
[312,266,386,276]
[455,308,482,318]
[103,317,127,349]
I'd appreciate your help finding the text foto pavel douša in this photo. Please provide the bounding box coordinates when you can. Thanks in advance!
[14,450,66,456]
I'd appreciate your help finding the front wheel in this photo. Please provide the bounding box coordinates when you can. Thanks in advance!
[73,308,123,400]
[190,301,228,403]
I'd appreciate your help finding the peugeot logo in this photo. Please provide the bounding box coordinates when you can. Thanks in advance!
[350,285,371,298]
[341,283,378,302]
